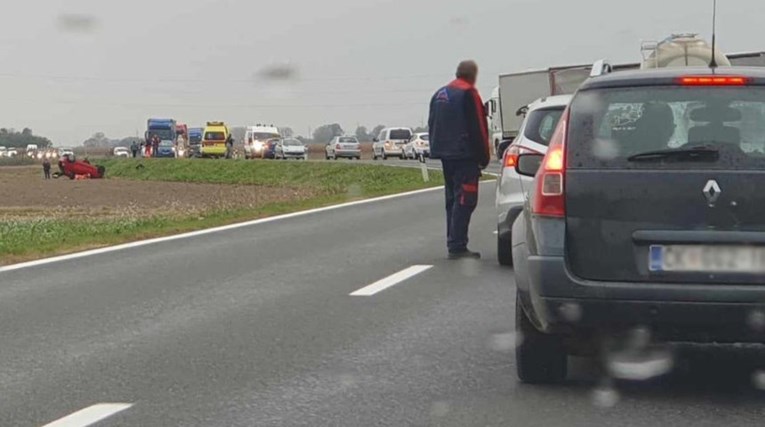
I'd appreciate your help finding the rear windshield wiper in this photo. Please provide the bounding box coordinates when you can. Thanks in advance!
[627,146,720,162]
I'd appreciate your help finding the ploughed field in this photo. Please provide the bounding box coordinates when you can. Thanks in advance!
[0,160,442,264]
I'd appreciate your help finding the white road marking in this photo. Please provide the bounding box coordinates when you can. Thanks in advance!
[350,265,433,296]
[492,230,499,235]
[0,186,443,274]
[42,403,132,427]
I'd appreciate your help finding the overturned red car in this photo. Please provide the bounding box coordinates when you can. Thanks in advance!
[56,155,106,179]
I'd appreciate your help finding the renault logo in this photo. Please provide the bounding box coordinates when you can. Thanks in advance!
[703,180,721,204]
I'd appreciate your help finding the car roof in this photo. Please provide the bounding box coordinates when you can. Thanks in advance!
[581,66,765,90]
[527,94,573,111]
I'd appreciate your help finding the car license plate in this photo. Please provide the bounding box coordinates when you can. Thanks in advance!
[649,245,765,273]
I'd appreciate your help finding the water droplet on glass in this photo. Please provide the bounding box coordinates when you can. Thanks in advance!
[747,310,765,332]
[338,373,356,389]
[254,63,299,82]
[457,258,481,277]
[751,370,765,390]
[591,385,620,408]
[558,302,582,322]
[346,183,362,198]
[57,13,98,33]
[430,401,450,418]
[489,332,522,352]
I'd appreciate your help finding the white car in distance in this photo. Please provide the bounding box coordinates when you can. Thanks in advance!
[113,146,130,158]
[276,139,308,160]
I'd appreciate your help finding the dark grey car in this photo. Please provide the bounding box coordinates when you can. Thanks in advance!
[512,67,765,384]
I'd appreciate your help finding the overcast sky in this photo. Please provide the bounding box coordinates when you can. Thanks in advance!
[1,0,764,144]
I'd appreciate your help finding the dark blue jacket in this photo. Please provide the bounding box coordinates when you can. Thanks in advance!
[428,78,490,167]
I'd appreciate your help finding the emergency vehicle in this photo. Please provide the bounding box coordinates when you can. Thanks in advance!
[201,121,230,158]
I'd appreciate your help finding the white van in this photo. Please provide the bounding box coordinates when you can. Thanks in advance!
[244,125,281,159]
[372,127,412,160]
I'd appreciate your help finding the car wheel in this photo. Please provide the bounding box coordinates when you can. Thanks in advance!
[497,231,513,267]
[515,293,567,384]
[382,150,387,160]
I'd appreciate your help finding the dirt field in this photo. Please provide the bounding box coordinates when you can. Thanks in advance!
[0,166,321,220]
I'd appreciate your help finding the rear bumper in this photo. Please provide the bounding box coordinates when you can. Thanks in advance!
[525,256,765,342]
[335,150,360,157]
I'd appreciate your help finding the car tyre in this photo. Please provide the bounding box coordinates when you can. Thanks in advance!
[382,150,387,160]
[497,232,513,267]
[515,293,568,384]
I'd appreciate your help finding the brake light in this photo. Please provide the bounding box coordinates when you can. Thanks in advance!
[679,76,750,86]
[532,109,569,218]
[336,144,341,149]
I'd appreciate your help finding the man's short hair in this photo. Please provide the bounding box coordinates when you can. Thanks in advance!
[456,60,478,80]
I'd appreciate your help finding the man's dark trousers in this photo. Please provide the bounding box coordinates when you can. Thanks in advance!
[442,159,480,254]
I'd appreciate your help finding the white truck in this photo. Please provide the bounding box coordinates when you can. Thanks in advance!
[490,65,596,156]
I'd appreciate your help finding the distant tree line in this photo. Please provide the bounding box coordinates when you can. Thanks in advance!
[0,128,52,148]
[82,132,142,148]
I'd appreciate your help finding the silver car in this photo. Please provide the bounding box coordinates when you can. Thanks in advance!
[325,136,361,160]
[495,94,571,266]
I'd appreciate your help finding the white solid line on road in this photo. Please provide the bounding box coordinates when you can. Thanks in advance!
[350,265,433,296]
[42,403,133,427]
[0,186,444,274]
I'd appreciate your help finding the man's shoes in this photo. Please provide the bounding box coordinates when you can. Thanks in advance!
[448,250,482,260]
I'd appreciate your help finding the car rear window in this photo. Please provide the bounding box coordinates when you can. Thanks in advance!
[339,137,358,143]
[389,129,411,140]
[523,107,565,146]
[568,86,765,169]
[204,132,225,141]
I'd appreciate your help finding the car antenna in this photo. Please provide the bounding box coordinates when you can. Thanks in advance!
[709,0,719,69]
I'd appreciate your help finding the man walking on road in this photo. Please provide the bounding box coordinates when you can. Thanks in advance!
[429,60,491,259]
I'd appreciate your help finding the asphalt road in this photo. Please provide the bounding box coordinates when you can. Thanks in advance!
[356,157,504,176]
[4,179,765,426]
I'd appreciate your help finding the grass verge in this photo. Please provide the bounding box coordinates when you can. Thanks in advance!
[1,160,443,264]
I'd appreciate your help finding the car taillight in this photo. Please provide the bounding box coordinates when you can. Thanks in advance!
[679,75,750,86]
[336,144,341,149]
[532,109,569,218]
[503,145,539,168]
